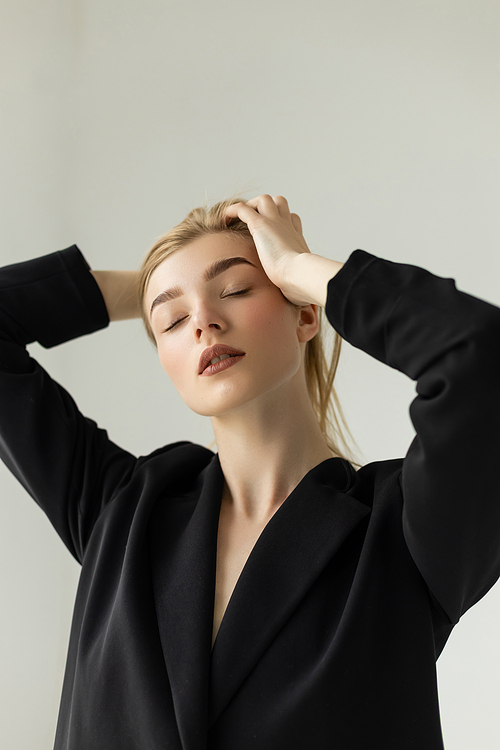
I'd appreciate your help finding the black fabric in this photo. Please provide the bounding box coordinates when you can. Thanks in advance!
[1,246,499,750]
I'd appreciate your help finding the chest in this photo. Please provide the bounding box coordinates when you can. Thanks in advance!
[212,508,270,648]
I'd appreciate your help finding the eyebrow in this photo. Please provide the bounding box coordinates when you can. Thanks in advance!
[149,256,257,316]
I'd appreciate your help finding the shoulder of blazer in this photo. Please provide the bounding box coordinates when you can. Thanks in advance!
[133,440,216,484]
[347,457,404,509]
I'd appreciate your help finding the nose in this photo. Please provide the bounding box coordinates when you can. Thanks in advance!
[199,322,220,333]
[195,321,223,340]
[192,305,226,338]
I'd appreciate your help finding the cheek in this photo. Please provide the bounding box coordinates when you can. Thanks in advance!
[244,299,300,367]
[157,337,194,392]
[244,293,284,329]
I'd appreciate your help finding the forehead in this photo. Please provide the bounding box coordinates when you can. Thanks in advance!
[146,233,259,299]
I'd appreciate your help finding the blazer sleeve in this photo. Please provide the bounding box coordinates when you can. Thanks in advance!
[0,246,137,564]
[325,249,500,625]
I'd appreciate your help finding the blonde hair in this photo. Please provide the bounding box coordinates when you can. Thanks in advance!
[138,198,360,467]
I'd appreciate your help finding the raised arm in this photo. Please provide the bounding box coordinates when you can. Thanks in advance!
[224,194,500,626]
[0,246,137,562]
[324,250,500,625]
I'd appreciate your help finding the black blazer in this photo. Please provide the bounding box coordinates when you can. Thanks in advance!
[1,247,500,750]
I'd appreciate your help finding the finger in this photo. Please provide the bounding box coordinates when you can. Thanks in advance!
[224,201,259,226]
[291,213,303,234]
[245,194,280,217]
[273,195,291,219]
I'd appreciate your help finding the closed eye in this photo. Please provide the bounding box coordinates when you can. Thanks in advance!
[164,318,186,332]
[224,289,250,297]
[163,289,250,332]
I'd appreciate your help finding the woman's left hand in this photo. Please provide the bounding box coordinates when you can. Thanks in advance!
[224,194,313,306]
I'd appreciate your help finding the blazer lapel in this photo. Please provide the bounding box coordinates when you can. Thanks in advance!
[149,453,223,750]
[208,457,371,726]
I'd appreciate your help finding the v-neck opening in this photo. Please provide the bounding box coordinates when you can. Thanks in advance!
[211,455,353,651]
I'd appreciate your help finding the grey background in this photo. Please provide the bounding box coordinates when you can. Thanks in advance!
[0,0,499,747]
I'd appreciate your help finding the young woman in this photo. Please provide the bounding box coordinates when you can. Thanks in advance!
[1,194,499,749]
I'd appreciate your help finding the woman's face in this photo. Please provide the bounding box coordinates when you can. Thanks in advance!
[145,233,318,418]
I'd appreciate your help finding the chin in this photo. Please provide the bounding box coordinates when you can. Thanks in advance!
[185,391,257,419]
[184,369,300,419]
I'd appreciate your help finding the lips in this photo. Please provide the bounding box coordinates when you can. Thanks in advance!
[198,344,246,374]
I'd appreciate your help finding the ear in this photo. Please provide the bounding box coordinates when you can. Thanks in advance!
[296,304,320,343]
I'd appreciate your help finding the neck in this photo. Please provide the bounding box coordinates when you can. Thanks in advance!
[210,373,337,523]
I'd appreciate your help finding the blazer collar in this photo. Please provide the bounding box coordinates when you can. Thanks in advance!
[150,453,370,748]
[149,454,223,750]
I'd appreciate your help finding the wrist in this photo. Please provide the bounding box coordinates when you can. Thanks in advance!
[289,253,344,307]
[91,270,141,321]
